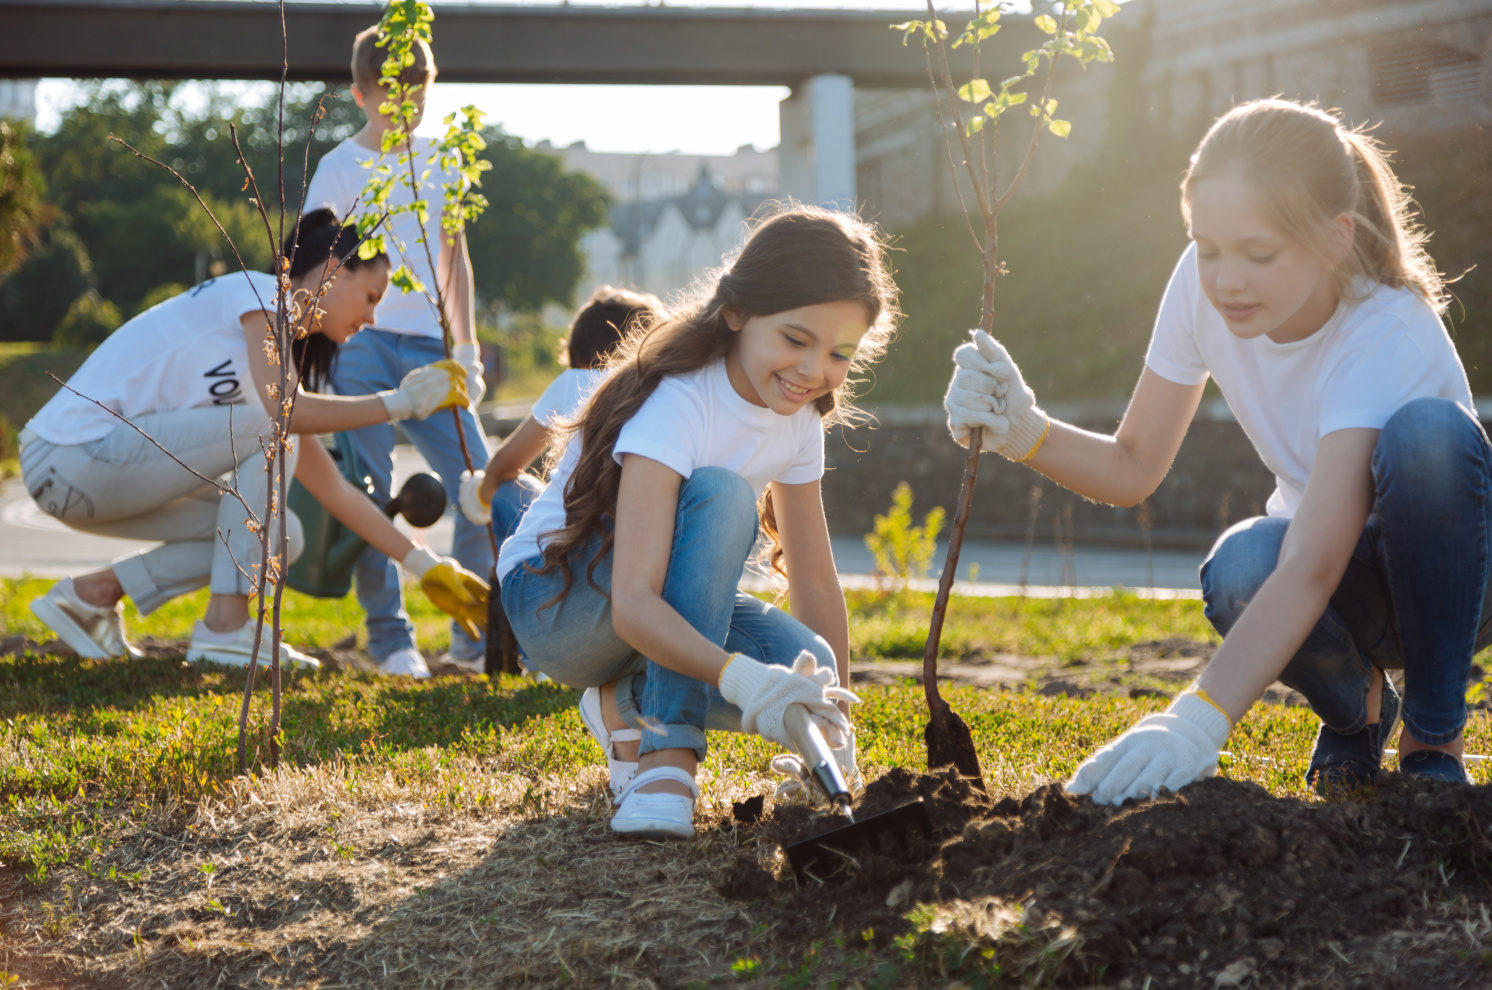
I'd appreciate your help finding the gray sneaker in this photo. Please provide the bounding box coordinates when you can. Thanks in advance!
[186,620,320,670]
[29,577,144,660]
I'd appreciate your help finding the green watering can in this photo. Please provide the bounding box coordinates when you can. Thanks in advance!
[287,434,448,598]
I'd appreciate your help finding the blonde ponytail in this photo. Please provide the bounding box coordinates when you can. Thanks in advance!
[1182,99,1446,312]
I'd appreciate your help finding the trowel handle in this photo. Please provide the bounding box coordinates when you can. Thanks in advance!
[784,704,852,811]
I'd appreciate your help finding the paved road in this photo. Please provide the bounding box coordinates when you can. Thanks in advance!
[1,445,1206,595]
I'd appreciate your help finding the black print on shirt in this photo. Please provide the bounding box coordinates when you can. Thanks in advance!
[204,359,244,406]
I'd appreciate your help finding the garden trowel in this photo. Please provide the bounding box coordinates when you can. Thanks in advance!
[781,703,932,882]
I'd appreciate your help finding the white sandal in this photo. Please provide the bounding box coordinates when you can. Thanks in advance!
[578,687,641,800]
[610,767,699,840]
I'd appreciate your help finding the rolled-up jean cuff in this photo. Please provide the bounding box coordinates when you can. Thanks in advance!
[1400,710,1466,748]
[111,552,168,616]
[613,670,709,760]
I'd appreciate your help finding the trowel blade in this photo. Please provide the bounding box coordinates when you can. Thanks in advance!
[785,797,931,883]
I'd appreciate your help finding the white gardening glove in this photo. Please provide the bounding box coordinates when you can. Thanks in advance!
[772,724,865,805]
[458,469,491,526]
[718,651,857,752]
[378,361,469,422]
[453,342,485,409]
[944,329,1049,461]
[1067,692,1232,806]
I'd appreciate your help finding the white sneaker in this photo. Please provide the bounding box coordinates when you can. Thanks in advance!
[186,620,320,670]
[579,687,640,800]
[379,647,430,679]
[610,767,698,840]
[29,578,144,660]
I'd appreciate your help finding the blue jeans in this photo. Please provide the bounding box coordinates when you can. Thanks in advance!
[500,467,835,759]
[332,328,493,662]
[492,474,544,546]
[1201,398,1492,745]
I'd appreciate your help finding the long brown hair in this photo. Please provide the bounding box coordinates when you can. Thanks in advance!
[1182,99,1446,312]
[533,204,898,601]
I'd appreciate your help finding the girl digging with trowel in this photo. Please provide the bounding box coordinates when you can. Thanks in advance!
[23,210,488,670]
[494,206,898,839]
[943,99,1479,802]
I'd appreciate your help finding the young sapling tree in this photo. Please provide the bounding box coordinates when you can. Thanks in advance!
[891,0,1118,783]
[350,0,515,672]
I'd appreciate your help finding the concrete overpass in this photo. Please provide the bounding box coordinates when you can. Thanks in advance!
[0,0,1021,216]
[0,0,1005,87]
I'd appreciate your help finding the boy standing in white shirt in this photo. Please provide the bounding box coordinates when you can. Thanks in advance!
[305,24,489,677]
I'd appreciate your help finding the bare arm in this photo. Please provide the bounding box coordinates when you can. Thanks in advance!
[476,415,551,504]
[1023,368,1205,507]
[770,478,851,693]
[610,454,734,684]
[241,313,388,434]
[439,228,476,346]
[1196,428,1379,722]
[293,438,416,562]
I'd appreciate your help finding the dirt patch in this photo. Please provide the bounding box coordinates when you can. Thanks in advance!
[728,769,1492,987]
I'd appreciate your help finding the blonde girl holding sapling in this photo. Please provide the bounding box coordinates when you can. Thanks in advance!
[496,206,896,839]
[944,99,1478,801]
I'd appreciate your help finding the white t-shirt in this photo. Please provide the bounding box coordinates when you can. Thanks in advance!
[27,272,276,445]
[495,359,826,581]
[1145,244,1475,517]
[528,369,608,428]
[303,136,458,340]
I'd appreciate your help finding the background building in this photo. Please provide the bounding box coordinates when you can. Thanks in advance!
[562,0,1492,306]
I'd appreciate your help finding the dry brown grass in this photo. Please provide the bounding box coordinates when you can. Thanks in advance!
[1,755,799,989]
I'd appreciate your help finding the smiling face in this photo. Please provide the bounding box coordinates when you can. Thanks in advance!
[1187,173,1353,344]
[723,299,873,414]
[298,260,388,344]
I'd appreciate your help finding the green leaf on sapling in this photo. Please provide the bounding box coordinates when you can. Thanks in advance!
[1047,118,1072,138]
[1034,14,1058,34]
[965,115,985,136]
[958,79,993,103]
[1092,0,1121,17]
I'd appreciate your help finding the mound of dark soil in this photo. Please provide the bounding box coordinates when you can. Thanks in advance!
[725,769,1492,988]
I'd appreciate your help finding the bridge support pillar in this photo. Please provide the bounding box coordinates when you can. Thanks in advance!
[780,74,856,212]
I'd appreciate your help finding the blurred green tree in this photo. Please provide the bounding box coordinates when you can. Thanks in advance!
[0,120,56,278]
[466,128,611,313]
[0,225,94,342]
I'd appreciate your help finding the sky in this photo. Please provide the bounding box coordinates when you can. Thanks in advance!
[32,0,1054,157]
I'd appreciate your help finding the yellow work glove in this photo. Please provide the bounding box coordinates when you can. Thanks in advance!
[378,360,471,422]
[401,547,489,641]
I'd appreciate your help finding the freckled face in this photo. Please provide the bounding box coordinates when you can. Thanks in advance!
[301,261,388,344]
[724,300,872,415]
[1188,174,1346,344]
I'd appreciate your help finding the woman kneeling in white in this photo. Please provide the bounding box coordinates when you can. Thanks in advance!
[21,209,487,671]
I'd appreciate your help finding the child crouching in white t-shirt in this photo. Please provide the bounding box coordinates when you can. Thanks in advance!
[495,206,898,839]
[944,99,1480,802]
[456,286,663,549]
[22,211,486,668]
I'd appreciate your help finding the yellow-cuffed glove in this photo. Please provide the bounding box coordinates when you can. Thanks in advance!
[427,358,473,414]
[401,547,489,641]
[378,360,472,421]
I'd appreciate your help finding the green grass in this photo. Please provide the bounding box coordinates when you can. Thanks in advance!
[1,576,457,654]
[845,588,1217,660]
[3,577,1489,894]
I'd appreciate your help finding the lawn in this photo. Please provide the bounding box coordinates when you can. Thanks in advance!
[2,579,1490,988]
